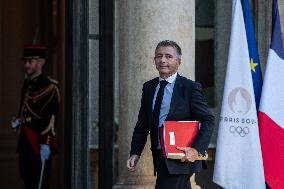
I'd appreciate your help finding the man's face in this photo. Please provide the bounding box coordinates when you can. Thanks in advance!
[154,46,181,78]
[24,58,42,76]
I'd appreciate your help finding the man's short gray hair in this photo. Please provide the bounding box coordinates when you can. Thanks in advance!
[155,40,182,59]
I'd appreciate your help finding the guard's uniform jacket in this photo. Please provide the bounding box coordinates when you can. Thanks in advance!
[18,74,60,155]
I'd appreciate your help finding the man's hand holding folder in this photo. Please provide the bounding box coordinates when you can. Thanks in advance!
[176,146,199,163]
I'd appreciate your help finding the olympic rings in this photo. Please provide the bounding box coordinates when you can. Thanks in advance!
[229,126,249,137]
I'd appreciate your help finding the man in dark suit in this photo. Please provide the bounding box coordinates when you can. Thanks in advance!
[126,40,214,189]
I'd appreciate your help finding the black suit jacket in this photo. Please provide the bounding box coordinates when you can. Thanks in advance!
[130,74,215,174]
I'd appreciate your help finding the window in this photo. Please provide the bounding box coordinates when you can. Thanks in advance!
[195,0,215,107]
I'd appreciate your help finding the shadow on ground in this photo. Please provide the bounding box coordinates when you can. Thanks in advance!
[195,160,224,189]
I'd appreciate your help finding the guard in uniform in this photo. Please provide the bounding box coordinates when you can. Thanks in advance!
[12,45,60,189]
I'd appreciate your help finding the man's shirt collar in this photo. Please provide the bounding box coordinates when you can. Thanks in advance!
[159,72,178,84]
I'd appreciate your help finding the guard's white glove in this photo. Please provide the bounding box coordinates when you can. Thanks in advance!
[11,118,22,129]
[40,144,51,162]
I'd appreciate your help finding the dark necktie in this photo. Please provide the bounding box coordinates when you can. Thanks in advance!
[152,80,168,148]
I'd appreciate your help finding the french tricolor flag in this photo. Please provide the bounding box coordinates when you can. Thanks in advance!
[258,0,284,188]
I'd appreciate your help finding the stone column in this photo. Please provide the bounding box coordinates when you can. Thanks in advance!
[116,0,195,188]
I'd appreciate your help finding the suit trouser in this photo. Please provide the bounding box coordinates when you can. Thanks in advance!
[154,150,193,189]
[18,134,51,189]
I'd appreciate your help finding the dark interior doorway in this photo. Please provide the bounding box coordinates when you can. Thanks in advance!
[0,0,65,188]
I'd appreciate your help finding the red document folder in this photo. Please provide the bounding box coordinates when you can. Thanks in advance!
[160,121,200,159]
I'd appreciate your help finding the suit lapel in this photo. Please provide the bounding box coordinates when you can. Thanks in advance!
[147,78,159,125]
[166,74,184,120]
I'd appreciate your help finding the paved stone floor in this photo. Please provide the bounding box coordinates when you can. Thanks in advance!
[195,160,224,189]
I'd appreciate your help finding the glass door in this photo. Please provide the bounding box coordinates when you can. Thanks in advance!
[66,0,115,188]
[88,0,100,188]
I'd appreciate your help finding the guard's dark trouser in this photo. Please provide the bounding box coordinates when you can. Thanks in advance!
[18,134,51,189]
[154,150,192,189]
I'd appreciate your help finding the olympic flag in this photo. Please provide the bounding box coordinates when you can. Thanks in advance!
[258,0,284,188]
[213,0,265,188]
